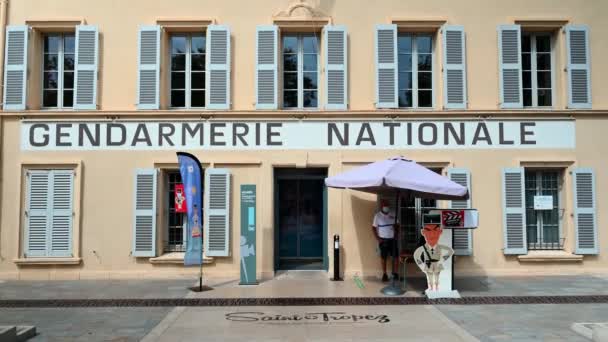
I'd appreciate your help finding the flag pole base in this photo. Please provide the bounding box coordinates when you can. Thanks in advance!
[381,279,405,296]
[189,285,213,292]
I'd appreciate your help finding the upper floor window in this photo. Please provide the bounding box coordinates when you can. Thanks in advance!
[43,34,75,108]
[170,34,206,108]
[397,34,433,108]
[522,33,553,107]
[282,34,319,109]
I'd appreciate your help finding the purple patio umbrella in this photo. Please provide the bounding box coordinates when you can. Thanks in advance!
[325,156,468,200]
[324,156,468,295]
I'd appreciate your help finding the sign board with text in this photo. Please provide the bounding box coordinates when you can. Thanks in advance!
[22,120,575,151]
[534,196,553,210]
[240,184,257,285]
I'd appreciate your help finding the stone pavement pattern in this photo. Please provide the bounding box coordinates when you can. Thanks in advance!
[0,308,171,342]
[438,304,608,342]
[147,305,478,342]
[2,275,608,341]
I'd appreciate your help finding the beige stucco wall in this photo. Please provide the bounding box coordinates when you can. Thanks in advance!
[2,0,606,111]
[1,115,607,280]
[0,0,607,279]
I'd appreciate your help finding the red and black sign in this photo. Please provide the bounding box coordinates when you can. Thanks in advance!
[174,184,187,213]
[441,210,464,228]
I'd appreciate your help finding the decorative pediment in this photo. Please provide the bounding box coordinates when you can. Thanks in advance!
[273,0,330,22]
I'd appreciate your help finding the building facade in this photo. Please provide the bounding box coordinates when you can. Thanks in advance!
[0,0,605,280]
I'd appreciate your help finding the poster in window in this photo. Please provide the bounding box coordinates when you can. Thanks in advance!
[174,183,187,213]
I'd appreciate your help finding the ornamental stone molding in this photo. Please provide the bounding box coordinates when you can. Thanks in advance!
[273,0,331,23]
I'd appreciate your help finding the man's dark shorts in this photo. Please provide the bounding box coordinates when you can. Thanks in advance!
[379,238,397,259]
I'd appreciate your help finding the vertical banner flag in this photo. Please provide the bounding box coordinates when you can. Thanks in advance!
[177,152,203,266]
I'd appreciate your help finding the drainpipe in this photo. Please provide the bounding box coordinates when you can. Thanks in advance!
[0,0,7,261]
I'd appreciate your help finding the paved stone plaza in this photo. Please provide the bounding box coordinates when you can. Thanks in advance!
[1,275,608,341]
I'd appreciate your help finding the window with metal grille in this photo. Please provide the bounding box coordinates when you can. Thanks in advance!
[398,34,433,108]
[170,34,206,108]
[399,168,441,253]
[42,34,75,108]
[522,33,553,107]
[165,171,186,252]
[524,169,563,250]
[282,34,319,109]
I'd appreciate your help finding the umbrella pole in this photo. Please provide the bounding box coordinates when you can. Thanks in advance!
[381,190,405,296]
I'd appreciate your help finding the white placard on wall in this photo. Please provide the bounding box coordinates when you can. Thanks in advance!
[534,196,553,210]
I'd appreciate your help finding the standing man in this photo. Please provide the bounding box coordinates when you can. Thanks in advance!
[372,200,399,282]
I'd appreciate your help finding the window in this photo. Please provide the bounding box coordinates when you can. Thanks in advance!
[282,34,319,109]
[42,34,75,108]
[170,34,206,108]
[522,33,553,107]
[398,34,433,108]
[399,168,441,252]
[24,169,74,257]
[165,171,186,252]
[524,169,563,250]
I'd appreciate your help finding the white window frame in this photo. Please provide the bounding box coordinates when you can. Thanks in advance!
[41,33,75,109]
[281,33,320,109]
[397,33,435,109]
[521,32,555,108]
[524,168,564,249]
[23,168,75,258]
[169,33,206,109]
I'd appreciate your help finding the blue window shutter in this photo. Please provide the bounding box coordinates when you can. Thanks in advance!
[324,24,347,110]
[206,25,231,109]
[502,167,527,254]
[49,170,74,257]
[132,169,157,257]
[74,25,99,110]
[255,25,278,109]
[448,168,472,255]
[566,25,591,109]
[137,25,161,110]
[3,25,28,110]
[25,170,50,257]
[498,25,522,109]
[573,168,597,254]
[375,24,398,108]
[442,25,467,109]
[204,168,231,257]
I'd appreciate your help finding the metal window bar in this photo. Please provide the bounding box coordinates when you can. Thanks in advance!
[165,171,186,252]
[525,170,563,250]
[398,169,441,253]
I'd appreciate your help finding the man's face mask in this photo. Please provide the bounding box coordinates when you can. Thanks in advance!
[381,206,390,214]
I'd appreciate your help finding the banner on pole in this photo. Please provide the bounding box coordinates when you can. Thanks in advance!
[177,152,204,265]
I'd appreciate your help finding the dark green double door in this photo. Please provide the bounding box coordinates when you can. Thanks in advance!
[275,169,326,270]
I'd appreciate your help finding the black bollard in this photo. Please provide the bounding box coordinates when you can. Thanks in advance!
[332,234,343,281]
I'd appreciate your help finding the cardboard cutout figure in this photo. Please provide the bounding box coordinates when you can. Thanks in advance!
[413,223,454,291]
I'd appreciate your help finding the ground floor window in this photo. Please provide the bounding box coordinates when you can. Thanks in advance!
[524,169,563,250]
[165,171,187,252]
[399,168,441,253]
[24,169,75,257]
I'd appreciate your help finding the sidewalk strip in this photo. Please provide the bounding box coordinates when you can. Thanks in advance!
[1,295,608,307]
[426,306,481,342]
